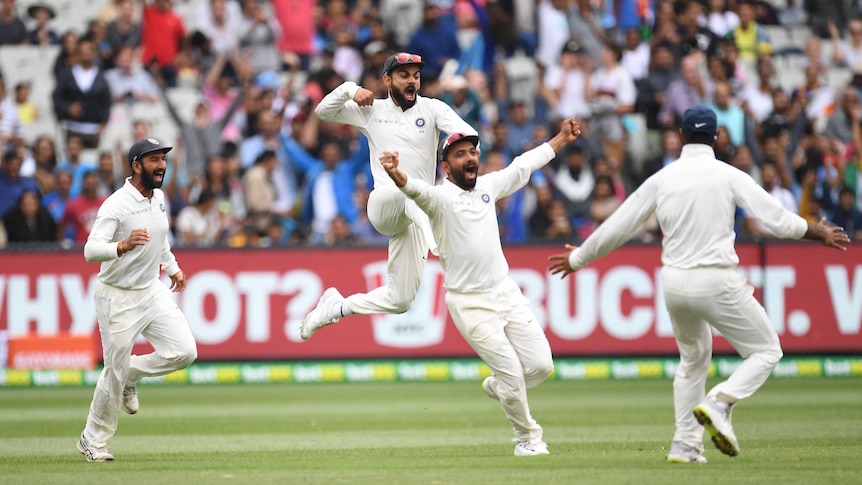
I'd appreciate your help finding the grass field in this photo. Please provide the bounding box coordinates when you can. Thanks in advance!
[1,378,860,485]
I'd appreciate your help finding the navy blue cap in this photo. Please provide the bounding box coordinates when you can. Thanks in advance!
[383,52,425,76]
[128,138,172,166]
[682,105,718,143]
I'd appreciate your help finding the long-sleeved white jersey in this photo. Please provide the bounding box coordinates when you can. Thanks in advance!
[401,143,557,293]
[568,144,809,271]
[84,178,181,290]
[314,81,477,190]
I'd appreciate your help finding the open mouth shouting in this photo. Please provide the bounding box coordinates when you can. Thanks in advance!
[404,85,417,101]
[464,162,479,180]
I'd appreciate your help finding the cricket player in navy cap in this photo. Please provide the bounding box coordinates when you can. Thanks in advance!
[77,138,197,461]
[549,105,850,463]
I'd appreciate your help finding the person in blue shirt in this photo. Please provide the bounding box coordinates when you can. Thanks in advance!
[0,149,40,219]
[282,134,370,244]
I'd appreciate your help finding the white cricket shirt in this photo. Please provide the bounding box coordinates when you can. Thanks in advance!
[84,178,181,290]
[568,144,809,270]
[401,143,556,293]
[315,81,477,190]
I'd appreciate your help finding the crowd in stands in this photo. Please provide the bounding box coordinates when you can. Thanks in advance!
[1,0,862,250]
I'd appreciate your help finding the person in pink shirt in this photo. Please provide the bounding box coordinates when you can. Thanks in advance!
[271,0,315,69]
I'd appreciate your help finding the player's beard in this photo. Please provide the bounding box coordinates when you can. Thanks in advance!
[390,84,417,110]
[140,164,165,190]
[447,162,478,191]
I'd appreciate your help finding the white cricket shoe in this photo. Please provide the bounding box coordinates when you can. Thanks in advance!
[300,288,344,340]
[77,434,114,462]
[693,398,739,457]
[482,376,499,401]
[514,439,549,456]
[122,386,139,414]
[666,440,707,464]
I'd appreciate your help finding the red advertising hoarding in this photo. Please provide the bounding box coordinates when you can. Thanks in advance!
[0,243,860,361]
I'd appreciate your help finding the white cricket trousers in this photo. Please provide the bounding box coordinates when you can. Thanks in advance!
[346,188,434,315]
[661,266,783,451]
[446,277,554,443]
[83,280,197,447]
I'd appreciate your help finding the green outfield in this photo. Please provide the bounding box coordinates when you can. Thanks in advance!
[1,378,860,485]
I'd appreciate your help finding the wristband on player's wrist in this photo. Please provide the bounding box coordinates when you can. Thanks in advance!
[118,240,126,255]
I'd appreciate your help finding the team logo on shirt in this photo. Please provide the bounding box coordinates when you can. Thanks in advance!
[415,118,426,127]
[481,194,490,203]
[160,203,165,212]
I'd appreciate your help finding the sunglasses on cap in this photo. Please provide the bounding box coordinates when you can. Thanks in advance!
[383,52,425,75]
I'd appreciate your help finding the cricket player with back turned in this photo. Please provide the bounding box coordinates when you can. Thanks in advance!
[549,105,850,463]
[77,138,197,461]
[380,118,583,456]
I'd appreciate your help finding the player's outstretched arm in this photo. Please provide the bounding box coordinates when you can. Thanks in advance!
[546,118,582,154]
[804,217,851,251]
[380,151,407,188]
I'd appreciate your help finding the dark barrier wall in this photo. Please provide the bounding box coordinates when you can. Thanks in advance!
[1,243,860,359]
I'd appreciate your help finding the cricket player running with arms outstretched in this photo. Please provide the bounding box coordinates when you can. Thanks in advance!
[77,138,197,461]
[381,118,582,456]
[549,106,850,463]
[300,52,477,340]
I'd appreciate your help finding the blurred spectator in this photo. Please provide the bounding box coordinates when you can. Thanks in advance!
[105,0,141,56]
[196,0,243,55]
[239,111,297,215]
[637,44,678,130]
[26,2,58,45]
[14,81,38,126]
[728,1,771,63]
[677,0,719,58]
[159,72,244,180]
[57,135,95,198]
[331,24,364,84]
[588,44,637,167]
[242,149,278,233]
[105,45,159,104]
[272,0,315,69]
[97,0,126,24]
[323,213,358,246]
[822,86,859,146]
[53,31,79,79]
[283,134,370,245]
[406,4,460,83]
[541,41,591,123]
[640,128,682,183]
[795,64,835,125]
[239,0,282,75]
[0,76,21,151]
[706,81,746,147]
[441,75,484,129]
[529,184,572,242]
[42,168,72,224]
[622,28,651,83]
[59,169,105,246]
[3,189,56,244]
[188,153,246,230]
[141,0,187,87]
[86,19,114,68]
[704,0,740,38]
[714,126,736,163]
[589,174,621,225]
[830,186,862,240]
[350,185,387,245]
[831,19,862,71]
[175,187,222,247]
[551,143,593,225]
[0,149,39,218]
[0,0,26,45]
[731,144,759,183]
[740,57,776,125]
[502,101,536,157]
[659,54,713,127]
[23,135,57,192]
[807,0,847,39]
[202,53,250,143]
[95,151,121,197]
[52,36,112,149]
[568,0,609,63]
